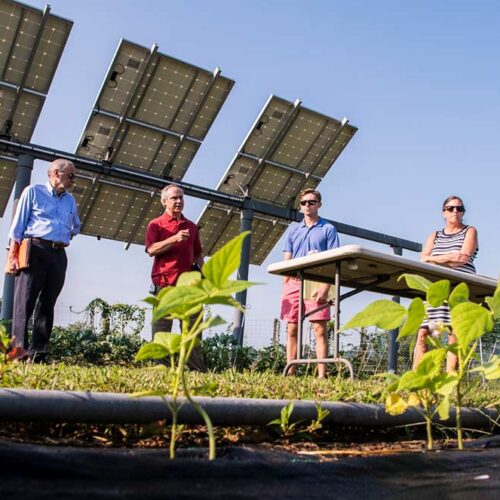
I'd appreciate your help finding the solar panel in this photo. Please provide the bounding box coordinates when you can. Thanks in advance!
[72,175,164,245]
[0,155,17,215]
[198,202,289,265]
[0,0,73,215]
[74,39,234,245]
[198,95,357,264]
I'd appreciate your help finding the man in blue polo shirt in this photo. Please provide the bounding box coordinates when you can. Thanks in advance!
[280,188,339,378]
[7,159,80,362]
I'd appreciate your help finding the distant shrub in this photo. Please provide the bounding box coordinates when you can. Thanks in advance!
[50,323,145,365]
[202,333,257,372]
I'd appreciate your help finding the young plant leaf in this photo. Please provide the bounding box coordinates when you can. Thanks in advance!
[485,294,500,320]
[398,297,426,339]
[385,393,408,416]
[415,348,447,379]
[202,231,251,287]
[204,296,244,311]
[427,280,450,308]
[436,396,450,421]
[176,271,202,287]
[448,282,469,309]
[407,393,421,407]
[433,373,459,396]
[470,356,500,380]
[399,274,432,293]
[154,286,207,320]
[135,342,169,361]
[341,300,406,331]
[143,295,159,307]
[396,370,428,391]
[451,302,493,350]
[216,280,257,296]
[153,332,181,355]
[193,315,226,336]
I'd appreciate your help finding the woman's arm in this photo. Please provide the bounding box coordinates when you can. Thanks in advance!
[421,228,477,267]
[460,226,478,257]
[420,232,437,263]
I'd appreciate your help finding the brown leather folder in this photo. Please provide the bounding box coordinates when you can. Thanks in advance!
[4,238,31,275]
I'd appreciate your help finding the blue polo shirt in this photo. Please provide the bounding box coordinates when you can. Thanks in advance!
[9,182,81,245]
[284,217,339,259]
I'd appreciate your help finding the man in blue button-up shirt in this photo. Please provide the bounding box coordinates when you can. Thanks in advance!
[280,188,339,378]
[7,159,80,361]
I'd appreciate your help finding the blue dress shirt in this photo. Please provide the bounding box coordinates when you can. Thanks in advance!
[9,182,81,245]
[284,217,339,259]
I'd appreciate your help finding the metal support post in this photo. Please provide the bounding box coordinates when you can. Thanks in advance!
[297,271,304,358]
[388,246,403,372]
[334,262,341,358]
[232,208,253,346]
[1,155,34,332]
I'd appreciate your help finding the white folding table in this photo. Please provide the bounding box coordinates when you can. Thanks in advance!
[267,244,497,378]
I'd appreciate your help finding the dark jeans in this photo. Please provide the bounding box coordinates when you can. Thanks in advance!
[152,307,206,373]
[12,243,67,357]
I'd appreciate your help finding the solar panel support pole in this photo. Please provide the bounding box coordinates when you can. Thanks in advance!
[388,246,403,372]
[1,154,34,332]
[233,208,253,346]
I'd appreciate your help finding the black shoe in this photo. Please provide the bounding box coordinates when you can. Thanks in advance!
[30,352,47,364]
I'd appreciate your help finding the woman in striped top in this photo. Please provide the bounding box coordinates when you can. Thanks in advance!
[413,195,478,372]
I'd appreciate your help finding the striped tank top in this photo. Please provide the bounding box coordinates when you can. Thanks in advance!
[422,225,477,327]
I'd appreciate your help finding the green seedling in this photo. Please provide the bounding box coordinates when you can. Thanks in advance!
[268,401,330,439]
[307,403,330,434]
[342,273,500,450]
[268,401,304,437]
[133,232,256,460]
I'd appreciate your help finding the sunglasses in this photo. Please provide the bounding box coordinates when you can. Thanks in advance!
[444,206,464,212]
[300,200,319,206]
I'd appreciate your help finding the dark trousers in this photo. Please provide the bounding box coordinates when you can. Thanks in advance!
[152,314,206,372]
[12,243,67,357]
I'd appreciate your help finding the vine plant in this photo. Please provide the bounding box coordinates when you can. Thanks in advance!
[342,273,500,450]
[134,232,255,459]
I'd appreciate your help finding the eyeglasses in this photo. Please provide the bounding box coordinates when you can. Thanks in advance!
[57,171,76,180]
[300,200,319,206]
[444,206,464,213]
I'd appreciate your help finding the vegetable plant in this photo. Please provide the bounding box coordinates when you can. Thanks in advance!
[134,232,255,459]
[268,401,330,439]
[342,273,500,450]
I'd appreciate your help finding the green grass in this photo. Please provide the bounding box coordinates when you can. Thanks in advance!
[3,363,499,408]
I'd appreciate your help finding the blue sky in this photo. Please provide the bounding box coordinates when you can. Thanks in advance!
[1,0,499,345]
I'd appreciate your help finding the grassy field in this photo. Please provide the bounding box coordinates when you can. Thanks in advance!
[1,363,498,450]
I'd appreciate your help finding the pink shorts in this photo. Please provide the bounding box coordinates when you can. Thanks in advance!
[280,278,331,322]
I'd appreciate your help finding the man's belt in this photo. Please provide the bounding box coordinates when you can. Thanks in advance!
[31,238,67,249]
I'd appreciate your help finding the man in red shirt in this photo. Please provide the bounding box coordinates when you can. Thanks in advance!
[145,185,205,371]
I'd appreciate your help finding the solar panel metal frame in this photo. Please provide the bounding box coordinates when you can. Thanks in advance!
[0,0,73,215]
[73,39,234,246]
[198,94,357,264]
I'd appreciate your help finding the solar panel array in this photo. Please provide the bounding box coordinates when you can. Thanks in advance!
[0,0,72,214]
[73,39,234,245]
[198,95,357,264]
[0,4,358,264]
